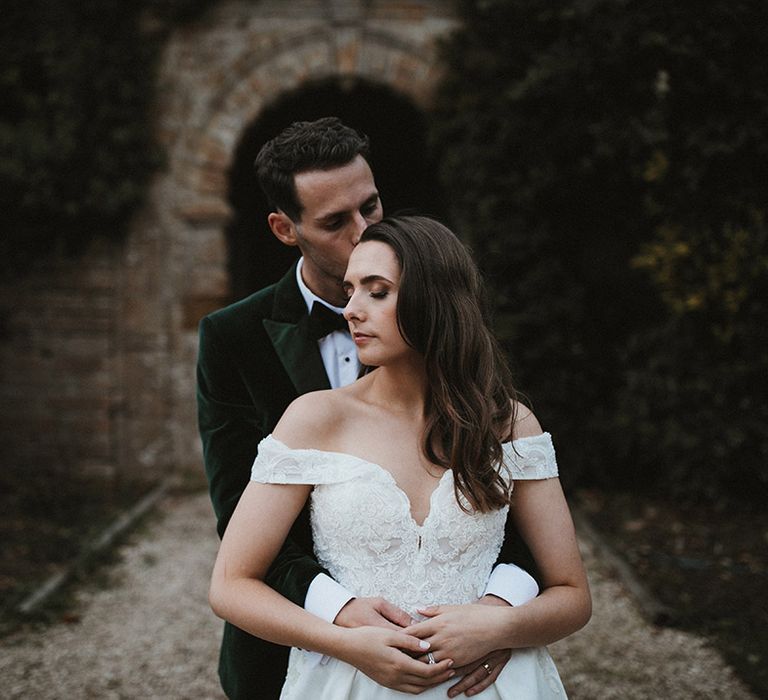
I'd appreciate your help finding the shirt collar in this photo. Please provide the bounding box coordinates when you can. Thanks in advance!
[295,258,347,315]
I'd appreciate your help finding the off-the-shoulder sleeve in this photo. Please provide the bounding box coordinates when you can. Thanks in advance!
[502,432,559,480]
[250,435,363,485]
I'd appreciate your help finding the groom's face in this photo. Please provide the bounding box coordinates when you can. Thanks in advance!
[287,155,383,304]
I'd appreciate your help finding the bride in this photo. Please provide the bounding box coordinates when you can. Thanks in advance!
[209,216,591,698]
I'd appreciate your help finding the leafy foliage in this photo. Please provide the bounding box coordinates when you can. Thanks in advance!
[0,0,215,272]
[431,0,768,498]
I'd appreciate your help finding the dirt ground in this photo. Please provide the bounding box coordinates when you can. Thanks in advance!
[0,492,757,699]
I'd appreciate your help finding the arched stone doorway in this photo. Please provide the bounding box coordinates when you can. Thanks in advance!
[226,77,447,300]
[0,1,459,492]
[115,0,458,478]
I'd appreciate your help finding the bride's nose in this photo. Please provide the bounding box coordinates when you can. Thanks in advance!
[343,294,364,322]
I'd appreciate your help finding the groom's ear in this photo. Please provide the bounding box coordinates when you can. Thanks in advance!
[268,211,300,247]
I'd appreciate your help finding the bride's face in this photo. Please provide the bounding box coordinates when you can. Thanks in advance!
[342,241,415,367]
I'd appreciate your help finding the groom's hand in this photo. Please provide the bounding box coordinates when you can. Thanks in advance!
[447,648,510,697]
[335,597,414,630]
[447,595,512,697]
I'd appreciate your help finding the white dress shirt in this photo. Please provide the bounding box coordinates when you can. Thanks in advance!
[295,259,360,389]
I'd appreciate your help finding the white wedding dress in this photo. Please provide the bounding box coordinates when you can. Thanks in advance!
[250,433,567,699]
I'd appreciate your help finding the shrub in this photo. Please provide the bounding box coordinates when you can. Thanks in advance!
[0,0,215,272]
[431,0,768,498]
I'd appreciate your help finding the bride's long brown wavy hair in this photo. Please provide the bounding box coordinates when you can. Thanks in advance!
[359,216,518,513]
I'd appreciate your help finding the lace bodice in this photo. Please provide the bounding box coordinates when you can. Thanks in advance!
[251,434,558,617]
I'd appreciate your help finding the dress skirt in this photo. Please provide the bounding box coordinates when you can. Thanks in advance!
[280,646,567,699]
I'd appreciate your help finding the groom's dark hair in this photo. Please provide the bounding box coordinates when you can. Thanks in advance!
[255,117,371,221]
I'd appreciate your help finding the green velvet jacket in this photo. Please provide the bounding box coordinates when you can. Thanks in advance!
[197,264,331,699]
[197,263,539,700]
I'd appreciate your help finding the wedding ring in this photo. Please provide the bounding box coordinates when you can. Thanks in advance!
[482,661,492,675]
[427,652,436,664]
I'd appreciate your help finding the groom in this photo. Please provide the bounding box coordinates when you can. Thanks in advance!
[197,117,539,699]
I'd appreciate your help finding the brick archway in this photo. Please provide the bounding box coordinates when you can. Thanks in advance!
[0,0,458,487]
[170,19,452,222]
[127,1,458,474]
[225,78,447,300]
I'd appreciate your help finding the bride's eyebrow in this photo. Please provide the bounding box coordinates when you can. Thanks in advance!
[342,274,393,289]
[359,274,393,285]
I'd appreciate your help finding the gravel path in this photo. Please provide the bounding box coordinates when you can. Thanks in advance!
[0,492,756,699]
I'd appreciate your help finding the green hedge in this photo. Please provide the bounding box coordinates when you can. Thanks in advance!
[0,0,214,272]
[431,0,768,499]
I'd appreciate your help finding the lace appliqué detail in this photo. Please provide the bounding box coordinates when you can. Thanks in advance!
[312,473,507,617]
[251,436,364,485]
[253,436,567,700]
[502,432,559,480]
[251,436,509,616]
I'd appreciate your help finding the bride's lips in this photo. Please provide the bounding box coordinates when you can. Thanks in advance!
[352,331,374,345]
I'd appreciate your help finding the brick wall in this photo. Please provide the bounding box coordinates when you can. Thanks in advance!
[0,0,457,485]
[0,242,121,479]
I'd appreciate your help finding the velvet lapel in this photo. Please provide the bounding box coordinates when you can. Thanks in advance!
[263,264,331,395]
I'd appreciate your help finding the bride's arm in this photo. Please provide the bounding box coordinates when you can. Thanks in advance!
[209,477,326,648]
[209,478,456,692]
[495,475,592,646]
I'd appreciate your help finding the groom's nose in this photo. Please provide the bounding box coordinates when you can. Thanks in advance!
[351,213,367,243]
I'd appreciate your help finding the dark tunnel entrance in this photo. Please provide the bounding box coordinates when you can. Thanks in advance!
[225,78,447,301]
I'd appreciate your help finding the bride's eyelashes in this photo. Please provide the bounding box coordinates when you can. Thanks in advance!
[342,285,390,299]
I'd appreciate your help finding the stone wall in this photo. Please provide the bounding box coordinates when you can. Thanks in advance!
[0,0,457,485]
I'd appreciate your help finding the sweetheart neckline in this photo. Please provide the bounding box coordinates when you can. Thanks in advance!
[265,435,453,528]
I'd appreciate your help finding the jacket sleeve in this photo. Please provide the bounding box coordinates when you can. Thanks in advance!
[196,314,327,607]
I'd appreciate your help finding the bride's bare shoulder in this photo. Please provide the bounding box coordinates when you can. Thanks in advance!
[272,387,354,449]
[505,400,545,441]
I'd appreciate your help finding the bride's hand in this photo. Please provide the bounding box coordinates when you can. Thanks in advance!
[335,596,414,630]
[336,626,455,694]
[403,604,510,669]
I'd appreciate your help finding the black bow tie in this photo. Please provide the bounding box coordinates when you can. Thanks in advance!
[308,301,348,339]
